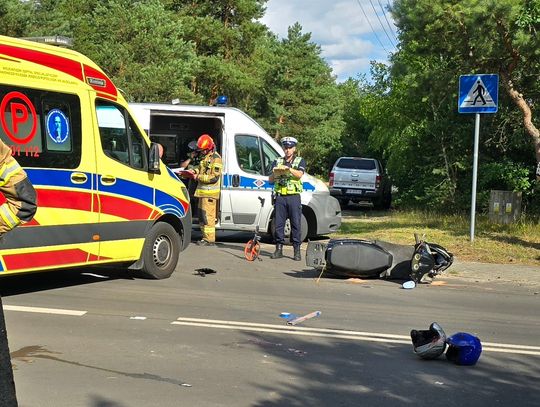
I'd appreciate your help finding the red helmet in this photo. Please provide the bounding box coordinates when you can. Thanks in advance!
[197,134,214,151]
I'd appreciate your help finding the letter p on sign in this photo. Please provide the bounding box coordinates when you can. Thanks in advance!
[0,91,37,144]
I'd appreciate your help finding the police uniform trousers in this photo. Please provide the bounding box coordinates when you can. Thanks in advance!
[198,197,218,243]
[274,193,302,247]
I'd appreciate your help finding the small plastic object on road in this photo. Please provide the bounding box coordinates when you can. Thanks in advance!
[279,312,298,321]
[286,311,321,326]
[402,280,416,289]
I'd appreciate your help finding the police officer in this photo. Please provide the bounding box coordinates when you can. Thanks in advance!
[191,134,222,246]
[269,136,306,261]
[0,139,37,238]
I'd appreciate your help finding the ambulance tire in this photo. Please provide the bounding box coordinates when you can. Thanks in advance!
[140,222,181,279]
[270,213,308,243]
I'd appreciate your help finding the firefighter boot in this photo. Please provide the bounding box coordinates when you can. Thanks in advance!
[270,244,283,259]
[293,245,301,261]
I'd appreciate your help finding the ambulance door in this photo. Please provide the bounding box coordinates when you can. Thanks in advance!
[220,134,279,230]
[94,100,152,261]
[0,85,100,271]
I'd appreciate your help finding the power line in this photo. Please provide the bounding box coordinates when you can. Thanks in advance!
[369,0,395,47]
[355,0,389,54]
[378,0,398,43]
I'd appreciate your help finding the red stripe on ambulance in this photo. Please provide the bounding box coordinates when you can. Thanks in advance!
[37,189,93,212]
[0,44,117,99]
[0,44,83,80]
[3,249,105,270]
[98,194,155,219]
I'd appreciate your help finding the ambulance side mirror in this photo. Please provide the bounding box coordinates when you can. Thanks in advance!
[148,143,161,174]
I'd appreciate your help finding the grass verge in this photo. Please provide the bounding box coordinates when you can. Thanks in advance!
[331,208,540,266]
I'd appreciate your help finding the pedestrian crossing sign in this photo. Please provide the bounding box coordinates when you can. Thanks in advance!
[458,74,498,113]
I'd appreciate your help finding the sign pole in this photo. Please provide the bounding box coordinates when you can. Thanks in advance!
[459,74,498,242]
[470,113,480,242]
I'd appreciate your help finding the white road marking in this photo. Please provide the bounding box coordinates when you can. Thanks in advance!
[3,305,87,316]
[172,317,540,356]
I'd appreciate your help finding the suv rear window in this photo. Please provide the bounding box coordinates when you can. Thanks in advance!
[336,158,376,170]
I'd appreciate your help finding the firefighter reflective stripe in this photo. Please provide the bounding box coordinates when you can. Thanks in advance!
[274,157,303,195]
[0,159,23,187]
[196,183,221,197]
[0,203,20,231]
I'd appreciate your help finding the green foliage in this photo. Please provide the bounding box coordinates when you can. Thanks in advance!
[357,0,540,213]
[260,23,344,175]
[1,0,538,210]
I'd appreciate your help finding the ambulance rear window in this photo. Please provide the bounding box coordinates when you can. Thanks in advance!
[0,85,82,169]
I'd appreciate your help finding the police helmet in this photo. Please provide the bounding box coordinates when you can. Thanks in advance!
[281,136,298,148]
[410,322,447,360]
[445,332,482,365]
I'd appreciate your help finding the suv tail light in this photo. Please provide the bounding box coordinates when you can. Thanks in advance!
[329,172,334,187]
[375,175,381,188]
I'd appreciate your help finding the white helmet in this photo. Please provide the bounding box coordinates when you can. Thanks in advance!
[410,322,447,360]
[281,137,298,148]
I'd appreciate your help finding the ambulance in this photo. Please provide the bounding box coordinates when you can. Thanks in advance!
[0,35,191,279]
[129,102,342,241]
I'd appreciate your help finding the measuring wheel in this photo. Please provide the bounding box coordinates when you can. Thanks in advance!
[244,239,261,261]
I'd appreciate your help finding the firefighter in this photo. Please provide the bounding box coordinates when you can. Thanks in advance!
[191,134,222,246]
[269,136,306,261]
[0,139,37,238]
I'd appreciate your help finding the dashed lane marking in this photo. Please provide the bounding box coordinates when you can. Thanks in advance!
[3,305,87,316]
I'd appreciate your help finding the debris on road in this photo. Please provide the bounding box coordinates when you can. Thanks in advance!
[279,312,298,321]
[286,311,321,326]
[346,278,368,284]
[195,268,217,277]
[402,281,416,289]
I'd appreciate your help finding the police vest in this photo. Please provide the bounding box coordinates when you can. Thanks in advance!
[274,156,303,195]
[194,151,222,199]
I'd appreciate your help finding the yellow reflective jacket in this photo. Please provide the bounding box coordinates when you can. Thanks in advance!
[194,151,222,198]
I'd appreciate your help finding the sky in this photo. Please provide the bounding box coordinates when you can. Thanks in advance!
[260,0,398,82]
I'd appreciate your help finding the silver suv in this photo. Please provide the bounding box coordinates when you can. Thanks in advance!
[329,157,392,209]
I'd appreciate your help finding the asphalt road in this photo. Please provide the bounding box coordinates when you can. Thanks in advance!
[1,233,540,407]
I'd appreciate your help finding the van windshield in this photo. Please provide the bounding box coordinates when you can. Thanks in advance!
[336,158,375,170]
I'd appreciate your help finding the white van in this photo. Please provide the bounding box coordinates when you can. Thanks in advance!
[129,103,342,241]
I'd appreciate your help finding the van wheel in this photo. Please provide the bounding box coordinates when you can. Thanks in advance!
[270,213,308,243]
[140,222,180,279]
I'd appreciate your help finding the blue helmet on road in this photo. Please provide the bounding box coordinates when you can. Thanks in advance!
[445,332,482,365]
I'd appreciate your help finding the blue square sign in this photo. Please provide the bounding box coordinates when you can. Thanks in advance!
[458,74,499,114]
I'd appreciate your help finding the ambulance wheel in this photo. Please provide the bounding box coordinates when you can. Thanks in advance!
[270,213,308,243]
[140,222,181,279]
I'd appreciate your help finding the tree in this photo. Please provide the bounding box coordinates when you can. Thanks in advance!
[263,23,344,175]
[0,0,199,103]
[391,0,540,199]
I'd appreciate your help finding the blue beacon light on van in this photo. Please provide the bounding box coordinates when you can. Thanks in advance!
[216,95,228,106]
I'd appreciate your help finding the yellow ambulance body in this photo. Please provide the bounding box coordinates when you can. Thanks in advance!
[0,35,191,279]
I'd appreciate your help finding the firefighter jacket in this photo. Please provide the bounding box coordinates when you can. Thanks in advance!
[194,150,222,199]
[0,140,37,235]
